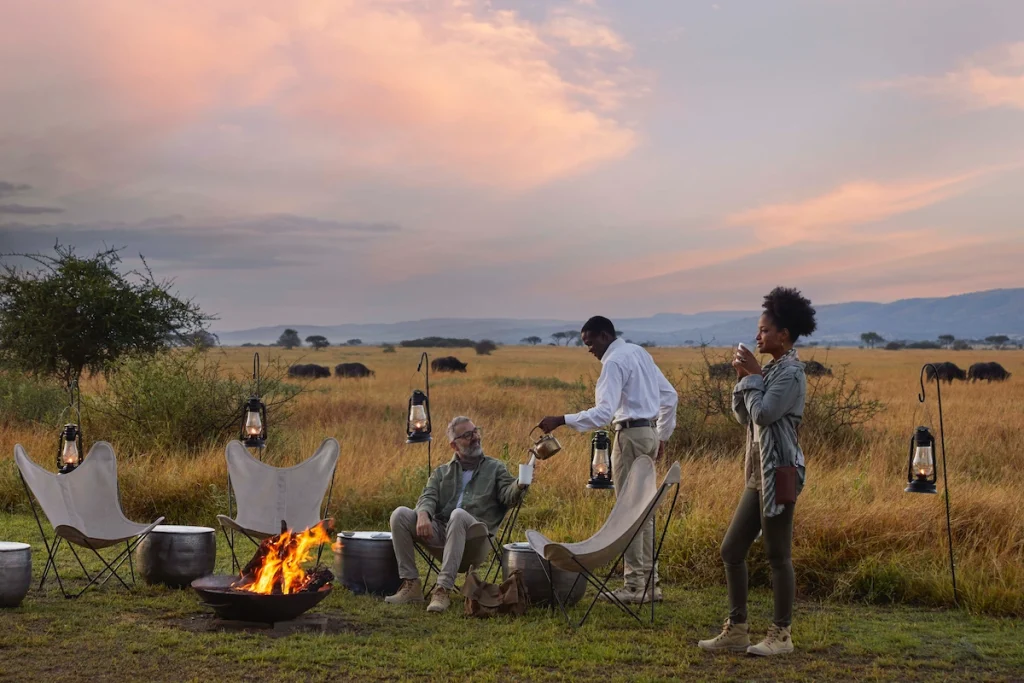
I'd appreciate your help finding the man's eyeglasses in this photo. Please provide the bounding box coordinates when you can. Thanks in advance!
[454,427,482,442]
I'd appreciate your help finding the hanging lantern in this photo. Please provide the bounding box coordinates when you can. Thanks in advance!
[905,425,937,494]
[406,389,432,444]
[587,430,613,490]
[57,423,83,474]
[241,395,267,449]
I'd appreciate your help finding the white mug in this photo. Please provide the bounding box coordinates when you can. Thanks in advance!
[519,463,534,486]
[738,342,752,354]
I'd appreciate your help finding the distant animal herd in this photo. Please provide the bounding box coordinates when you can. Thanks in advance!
[286,356,470,379]
[925,361,1012,384]
[292,355,1012,385]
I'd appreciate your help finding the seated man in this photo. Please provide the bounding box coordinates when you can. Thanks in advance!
[386,416,527,613]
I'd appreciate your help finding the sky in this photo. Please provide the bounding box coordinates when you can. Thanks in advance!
[1,0,1022,332]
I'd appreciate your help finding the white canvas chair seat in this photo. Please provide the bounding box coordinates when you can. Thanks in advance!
[526,457,681,627]
[15,442,164,598]
[217,438,339,538]
[217,438,339,570]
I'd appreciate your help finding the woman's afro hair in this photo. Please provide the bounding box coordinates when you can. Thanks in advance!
[762,287,817,342]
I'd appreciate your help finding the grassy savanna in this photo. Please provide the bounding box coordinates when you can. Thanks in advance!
[1,345,1023,680]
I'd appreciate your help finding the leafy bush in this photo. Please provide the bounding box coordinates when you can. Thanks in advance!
[86,350,302,455]
[906,340,942,350]
[382,344,396,353]
[0,370,68,426]
[474,339,497,355]
[671,346,885,459]
[884,341,906,351]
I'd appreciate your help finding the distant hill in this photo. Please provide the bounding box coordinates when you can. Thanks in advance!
[215,288,1024,347]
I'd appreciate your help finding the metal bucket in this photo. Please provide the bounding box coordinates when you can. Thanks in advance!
[502,542,586,607]
[0,542,32,608]
[135,525,216,588]
[334,531,402,597]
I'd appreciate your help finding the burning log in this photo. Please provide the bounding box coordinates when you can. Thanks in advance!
[234,519,335,595]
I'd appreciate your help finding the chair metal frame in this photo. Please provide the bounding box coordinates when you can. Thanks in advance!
[413,494,525,595]
[18,472,157,600]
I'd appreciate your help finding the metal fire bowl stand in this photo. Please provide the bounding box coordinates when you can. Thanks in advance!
[191,574,332,623]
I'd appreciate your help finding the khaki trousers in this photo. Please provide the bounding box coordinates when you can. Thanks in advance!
[389,506,488,590]
[612,425,660,590]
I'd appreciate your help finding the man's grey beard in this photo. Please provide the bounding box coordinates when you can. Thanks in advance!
[457,442,484,461]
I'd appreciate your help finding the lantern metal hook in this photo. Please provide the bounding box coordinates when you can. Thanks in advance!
[917,363,957,605]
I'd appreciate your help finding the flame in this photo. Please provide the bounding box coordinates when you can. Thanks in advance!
[240,522,332,595]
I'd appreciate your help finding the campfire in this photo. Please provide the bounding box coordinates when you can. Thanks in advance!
[234,520,335,595]
[192,520,336,623]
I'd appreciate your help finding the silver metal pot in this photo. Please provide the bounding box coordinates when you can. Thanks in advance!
[502,542,586,607]
[334,531,403,597]
[0,542,32,608]
[135,525,216,588]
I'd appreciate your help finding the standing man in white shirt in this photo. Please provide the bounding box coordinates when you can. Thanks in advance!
[538,315,678,603]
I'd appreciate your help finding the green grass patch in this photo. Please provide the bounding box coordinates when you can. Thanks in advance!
[1,514,1022,682]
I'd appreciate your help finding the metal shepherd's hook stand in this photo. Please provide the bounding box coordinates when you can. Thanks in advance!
[919,363,958,605]
[418,352,431,476]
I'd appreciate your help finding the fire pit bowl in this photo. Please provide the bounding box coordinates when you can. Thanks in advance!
[191,574,332,623]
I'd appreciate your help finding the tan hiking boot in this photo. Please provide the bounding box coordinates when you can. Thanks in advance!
[426,586,451,613]
[747,624,794,656]
[698,620,751,652]
[384,579,424,605]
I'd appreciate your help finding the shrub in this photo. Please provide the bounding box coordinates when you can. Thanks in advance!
[382,344,396,353]
[474,339,497,355]
[952,340,973,351]
[0,370,68,426]
[884,341,906,351]
[670,346,885,459]
[86,349,302,455]
[399,337,474,348]
[906,340,942,350]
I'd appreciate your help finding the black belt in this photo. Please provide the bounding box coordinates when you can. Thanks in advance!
[614,419,653,431]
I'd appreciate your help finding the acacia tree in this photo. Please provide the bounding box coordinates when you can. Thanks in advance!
[277,328,301,349]
[860,332,884,349]
[0,244,209,389]
[938,334,955,349]
[520,336,542,345]
[305,335,330,350]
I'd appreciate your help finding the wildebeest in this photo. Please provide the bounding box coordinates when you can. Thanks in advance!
[924,362,967,384]
[335,362,375,378]
[708,362,732,380]
[968,362,1012,383]
[431,356,468,373]
[804,360,833,377]
[288,363,331,379]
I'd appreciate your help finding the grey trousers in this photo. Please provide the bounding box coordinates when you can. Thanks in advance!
[612,425,660,590]
[720,487,795,627]
[389,506,488,591]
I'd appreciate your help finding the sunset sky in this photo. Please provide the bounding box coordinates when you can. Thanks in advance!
[1,0,1022,331]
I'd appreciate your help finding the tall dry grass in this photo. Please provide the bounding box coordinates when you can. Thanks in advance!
[2,346,1022,614]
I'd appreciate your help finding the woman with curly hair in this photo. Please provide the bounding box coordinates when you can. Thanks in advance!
[698,286,817,657]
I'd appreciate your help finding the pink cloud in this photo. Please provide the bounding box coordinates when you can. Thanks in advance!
[873,42,1024,111]
[0,0,640,192]
[725,170,992,243]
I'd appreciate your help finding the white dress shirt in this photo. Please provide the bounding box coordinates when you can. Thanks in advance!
[564,338,678,442]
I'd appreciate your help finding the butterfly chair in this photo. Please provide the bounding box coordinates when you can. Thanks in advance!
[414,492,526,594]
[217,438,340,571]
[15,443,165,599]
[526,457,680,628]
